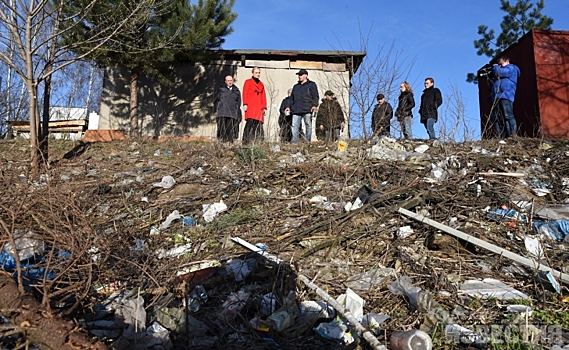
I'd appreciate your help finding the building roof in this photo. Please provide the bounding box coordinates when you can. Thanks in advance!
[216,49,367,74]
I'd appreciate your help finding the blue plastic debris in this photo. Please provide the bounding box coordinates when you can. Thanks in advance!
[0,247,69,285]
[487,208,528,223]
[262,337,281,350]
[532,220,569,242]
[535,271,561,294]
[255,243,267,251]
[183,216,196,226]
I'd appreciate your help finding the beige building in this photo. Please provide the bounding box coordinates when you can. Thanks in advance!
[98,49,365,141]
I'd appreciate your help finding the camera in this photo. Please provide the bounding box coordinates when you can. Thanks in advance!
[478,66,494,79]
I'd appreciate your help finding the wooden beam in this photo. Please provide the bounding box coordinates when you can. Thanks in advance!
[397,207,569,285]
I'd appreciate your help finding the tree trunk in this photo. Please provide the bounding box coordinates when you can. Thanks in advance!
[27,82,41,175]
[129,69,139,138]
[0,272,107,350]
[40,72,52,161]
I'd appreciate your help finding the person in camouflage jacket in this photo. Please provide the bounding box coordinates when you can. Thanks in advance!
[316,90,345,142]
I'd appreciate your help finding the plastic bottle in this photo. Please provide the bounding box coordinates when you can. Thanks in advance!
[390,330,433,350]
[337,136,349,152]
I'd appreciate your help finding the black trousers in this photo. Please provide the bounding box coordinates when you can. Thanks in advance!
[279,115,293,142]
[217,117,239,142]
[242,119,264,144]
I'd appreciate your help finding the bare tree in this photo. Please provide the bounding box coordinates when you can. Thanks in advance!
[437,83,475,142]
[329,24,416,139]
[0,0,156,173]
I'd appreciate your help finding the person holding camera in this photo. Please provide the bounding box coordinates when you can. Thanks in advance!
[490,56,520,138]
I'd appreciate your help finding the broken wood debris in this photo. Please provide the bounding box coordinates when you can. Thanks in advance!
[398,207,569,284]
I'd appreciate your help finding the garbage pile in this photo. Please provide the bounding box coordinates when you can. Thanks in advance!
[1,136,569,349]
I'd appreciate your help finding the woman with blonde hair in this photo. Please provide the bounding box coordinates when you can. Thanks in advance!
[395,81,415,139]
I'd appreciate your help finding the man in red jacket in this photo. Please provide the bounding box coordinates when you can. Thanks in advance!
[242,67,267,144]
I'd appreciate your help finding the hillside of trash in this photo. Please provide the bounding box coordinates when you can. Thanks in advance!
[1,136,569,350]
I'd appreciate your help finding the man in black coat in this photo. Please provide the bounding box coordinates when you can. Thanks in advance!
[419,77,442,140]
[371,93,393,138]
[213,75,242,142]
[278,88,293,142]
[285,69,319,144]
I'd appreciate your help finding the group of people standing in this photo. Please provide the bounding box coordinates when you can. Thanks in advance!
[371,78,442,140]
[215,67,346,144]
[215,62,520,143]
[213,67,268,144]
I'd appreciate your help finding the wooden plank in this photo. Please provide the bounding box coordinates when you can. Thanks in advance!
[245,60,290,69]
[49,120,87,127]
[322,62,346,71]
[397,207,569,285]
[8,119,86,127]
[12,126,84,133]
[289,60,323,70]
[478,172,525,178]
[231,237,283,265]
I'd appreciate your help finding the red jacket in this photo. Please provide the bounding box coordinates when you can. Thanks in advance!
[242,78,267,123]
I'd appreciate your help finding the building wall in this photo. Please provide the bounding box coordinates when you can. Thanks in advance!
[479,30,569,139]
[534,31,569,139]
[99,59,351,141]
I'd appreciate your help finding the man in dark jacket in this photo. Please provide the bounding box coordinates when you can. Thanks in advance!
[278,88,293,142]
[213,75,241,142]
[316,90,345,142]
[285,69,319,144]
[371,93,393,138]
[419,77,442,140]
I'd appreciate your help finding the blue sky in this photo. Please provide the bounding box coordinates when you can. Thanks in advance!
[222,0,569,140]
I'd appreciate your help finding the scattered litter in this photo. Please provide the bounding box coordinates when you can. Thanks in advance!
[290,152,305,164]
[390,329,432,350]
[159,210,182,230]
[533,220,569,242]
[486,205,528,223]
[414,144,429,153]
[360,313,389,335]
[313,317,355,346]
[202,200,227,222]
[458,278,528,299]
[535,270,561,294]
[182,216,196,226]
[445,323,486,348]
[344,197,363,211]
[187,167,204,176]
[336,288,364,320]
[345,267,396,291]
[397,226,414,239]
[155,243,193,259]
[152,175,176,189]
[524,236,544,258]
[4,230,44,261]
[219,290,250,322]
[507,305,533,316]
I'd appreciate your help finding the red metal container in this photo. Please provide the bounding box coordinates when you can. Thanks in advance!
[478,30,569,139]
